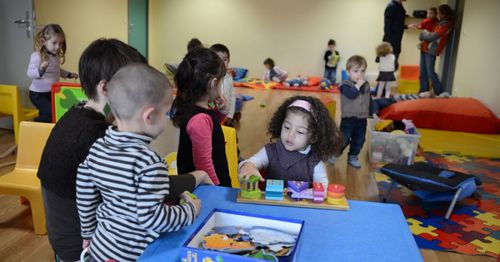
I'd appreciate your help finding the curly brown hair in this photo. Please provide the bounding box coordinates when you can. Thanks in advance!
[267,96,342,161]
[376,42,393,57]
[35,24,67,64]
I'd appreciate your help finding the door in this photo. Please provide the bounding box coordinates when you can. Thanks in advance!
[0,0,35,128]
[128,0,148,59]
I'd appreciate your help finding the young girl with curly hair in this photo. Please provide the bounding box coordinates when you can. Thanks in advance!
[238,96,342,190]
[27,24,78,122]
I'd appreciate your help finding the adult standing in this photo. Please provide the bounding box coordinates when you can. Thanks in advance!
[418,4,454,95]
[383,0,406,70]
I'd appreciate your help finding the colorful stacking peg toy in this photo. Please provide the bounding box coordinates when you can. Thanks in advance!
[241,175,262,199]
[327,184,345,205]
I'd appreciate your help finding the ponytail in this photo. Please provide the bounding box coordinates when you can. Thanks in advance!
[171,48,225,127]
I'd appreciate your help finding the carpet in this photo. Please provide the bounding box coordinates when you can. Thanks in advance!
[376,152,500,257]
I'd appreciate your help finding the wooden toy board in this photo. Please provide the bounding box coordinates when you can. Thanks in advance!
[236,191,349,211]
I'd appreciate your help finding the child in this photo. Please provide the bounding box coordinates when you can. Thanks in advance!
[37,39,146,261]
[339,55,370,168]
[409,8,439,49]
[323,39,340,84]
[375,42,396,98]
[409,8,438,31]
[238,96,342,191]
[38,39,210,261]
[172,48,233,187]
[210,43,236,125]
[77,63,206,261]
[27,24,78,122]
[263,58,288,83]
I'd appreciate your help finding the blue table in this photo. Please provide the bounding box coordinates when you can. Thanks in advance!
[140,185,422,262]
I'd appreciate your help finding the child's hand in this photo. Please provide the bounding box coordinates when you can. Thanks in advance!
[238,162,264,182]
[408,23,417,29]
[191,170,214,186]
[69,72,79,79]
[181,191,201,216]
[82,239,90,249]
[355,78,366,89]
[40,61,49,70]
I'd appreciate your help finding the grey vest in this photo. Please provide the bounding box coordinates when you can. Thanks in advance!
[340,80,371,118]
[264,141,320,184]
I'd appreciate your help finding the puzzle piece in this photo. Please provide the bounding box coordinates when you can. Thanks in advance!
[471,236,500,256]
[374,172,391,183]
[402,205,428,218]
[413,235,443,250]
[442,154,470,163]
[420,229,467,249]
[458,217,491,235]
[407,218,439,236]
[485,229,500,240]
[452,242,483,255]
[472,210,500,227]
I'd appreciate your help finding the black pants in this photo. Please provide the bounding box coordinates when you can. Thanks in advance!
[42,188,83,261]
[29,91,52,122]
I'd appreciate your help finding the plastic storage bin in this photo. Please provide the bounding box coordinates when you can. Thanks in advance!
[368,119,420,165]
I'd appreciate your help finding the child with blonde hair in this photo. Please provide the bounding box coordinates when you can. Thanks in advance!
[27,24,78,122]
[375,42,396,98]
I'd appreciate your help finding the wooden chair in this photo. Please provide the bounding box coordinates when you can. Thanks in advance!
[0,121,54,234]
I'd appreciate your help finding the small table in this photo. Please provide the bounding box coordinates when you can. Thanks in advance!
[140,185,422,261]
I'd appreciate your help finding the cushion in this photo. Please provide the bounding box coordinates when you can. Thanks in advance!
[379,98,500,134]
[233,67,248,81]
[307,76,322,86]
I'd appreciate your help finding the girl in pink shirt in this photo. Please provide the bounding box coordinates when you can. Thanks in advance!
[27,24,78,122]
[171,48,232,187]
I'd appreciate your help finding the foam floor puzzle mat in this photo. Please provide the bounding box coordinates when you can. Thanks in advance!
[376,152,500,257]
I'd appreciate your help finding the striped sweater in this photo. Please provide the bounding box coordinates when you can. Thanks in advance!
[76,126,196,261]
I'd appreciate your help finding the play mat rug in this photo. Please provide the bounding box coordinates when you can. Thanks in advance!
[376,152,500,257]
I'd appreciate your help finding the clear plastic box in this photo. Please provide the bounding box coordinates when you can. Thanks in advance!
[368,119,420,165]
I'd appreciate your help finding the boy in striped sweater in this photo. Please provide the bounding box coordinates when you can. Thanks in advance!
[77,63,207,261]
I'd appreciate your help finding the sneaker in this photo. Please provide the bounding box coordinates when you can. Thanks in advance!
[347,155,361,168]
[328,155,337,164]
[438,91,451,98]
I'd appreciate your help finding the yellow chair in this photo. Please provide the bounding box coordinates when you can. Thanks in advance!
[221,125,239,188]
[164,152,178,175]
[0,121,54,235]
[0,85,39,144]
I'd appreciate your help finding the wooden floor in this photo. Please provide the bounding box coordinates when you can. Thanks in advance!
[0,87,494,262]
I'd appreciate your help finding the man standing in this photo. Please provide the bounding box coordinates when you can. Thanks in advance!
[383,0,406,70]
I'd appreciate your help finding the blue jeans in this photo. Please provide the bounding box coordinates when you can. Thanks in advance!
[419,52,443,95]
[29,91,52,122]
[340,117,367,157]
[324,67,337,83]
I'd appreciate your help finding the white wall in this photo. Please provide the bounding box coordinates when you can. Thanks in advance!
[149,0,439,80]
[452,0,500,117]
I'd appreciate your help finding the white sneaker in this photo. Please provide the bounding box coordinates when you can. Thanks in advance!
[348,155,361,168]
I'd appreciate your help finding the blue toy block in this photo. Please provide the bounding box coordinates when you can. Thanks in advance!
[265,179,284,201]
[341,69,348,82]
